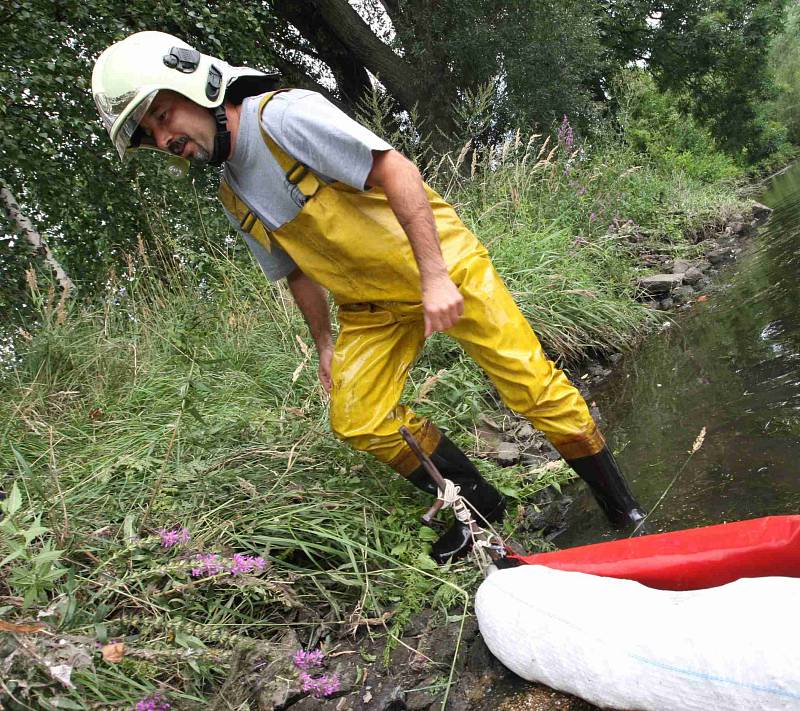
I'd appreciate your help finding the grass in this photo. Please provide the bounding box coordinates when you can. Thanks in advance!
[0,125,748,709]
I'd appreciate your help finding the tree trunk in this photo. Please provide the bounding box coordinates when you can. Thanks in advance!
[1,184,74,298]
[306,0,422,112]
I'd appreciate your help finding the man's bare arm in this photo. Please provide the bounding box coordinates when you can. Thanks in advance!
[286,268,334,392]
[366,149,463,337]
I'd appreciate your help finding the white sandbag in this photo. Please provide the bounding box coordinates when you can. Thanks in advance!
[476,565,800,711]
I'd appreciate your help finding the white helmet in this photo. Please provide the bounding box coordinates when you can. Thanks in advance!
[92,31,278,162]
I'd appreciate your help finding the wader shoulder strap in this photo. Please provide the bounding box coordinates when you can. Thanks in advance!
[217,90,325,252]
[257,91,322,201]
[218,179,273,253]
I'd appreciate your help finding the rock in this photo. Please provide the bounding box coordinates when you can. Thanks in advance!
[515,422,536,440]
[672,285,695,304]
[725,221,748,236]
[587,363,606,377]
[405,675,439,710]
[706,247,735,265]
[751,202,773,224]
[637,273,683,296]
[683,266,704,285]
[696,276,711,289]
[658,297,674,310]
[495,441,521,465]
[404,610,433,638]
[609,353,623,364]
[672,259,692,274]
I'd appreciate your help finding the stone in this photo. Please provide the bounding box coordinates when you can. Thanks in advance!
[683,266,704,285]
[404,610,433,638]
[637,273,683,296]
[751,202,773,223]
[658,297,674,310]
[515,422,536,440]
[725,221,747,236]
[496,441,521,465]
[587,363,606,377]
[609,352,623,364]
[672,259,692,274]
[706,247,734,265]
[405,675,439,710]
[672,285,695,304]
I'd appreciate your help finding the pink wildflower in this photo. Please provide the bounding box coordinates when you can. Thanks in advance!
[190,552,267,578]
[134,692,171,711]
[558,114,574,150]
[190,553,225,578]
[229,553,267,576]
[299,671,340,698]
[158,526,190,548]
[293,648,325,670]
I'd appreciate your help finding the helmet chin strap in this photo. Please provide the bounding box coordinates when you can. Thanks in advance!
[209,104,231,166]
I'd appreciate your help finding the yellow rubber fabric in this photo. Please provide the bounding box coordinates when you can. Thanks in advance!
[330,255,604,475]
[220,92,605,473]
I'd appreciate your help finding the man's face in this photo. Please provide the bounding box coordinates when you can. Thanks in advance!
[138,90,216,166]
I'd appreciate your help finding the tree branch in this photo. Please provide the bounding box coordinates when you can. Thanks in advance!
[1,184,74,298]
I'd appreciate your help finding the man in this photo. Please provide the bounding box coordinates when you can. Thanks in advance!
[92,31,645,564]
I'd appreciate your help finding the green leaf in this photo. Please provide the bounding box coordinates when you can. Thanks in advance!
[31,547,63,565]
[123,513,137,542]
[22,519,50,545]
[174,629,206,649]
[0,547,25,568]
[418,526,439,542]
[5,482,22,517]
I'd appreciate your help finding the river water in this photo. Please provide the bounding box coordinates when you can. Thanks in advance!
[556,161,800,547]
[477,164,800,709]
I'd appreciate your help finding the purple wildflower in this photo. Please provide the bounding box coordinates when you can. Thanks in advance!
[590,212,597,222]
[158,526,190,548]
[190,552,267,578]
[293,648,325,670]
[558,114,574,150]
[134,693,171,711]
[299,672,340,699]
[229,553,267,576]
[190,553,225,578]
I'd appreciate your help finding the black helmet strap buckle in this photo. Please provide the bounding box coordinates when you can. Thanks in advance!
[209,104,231,166]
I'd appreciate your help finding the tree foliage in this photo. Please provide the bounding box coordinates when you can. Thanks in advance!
[0,0,794,323]
[770,1,800,145]
[600,0,788,158]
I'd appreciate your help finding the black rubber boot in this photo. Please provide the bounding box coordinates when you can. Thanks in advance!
[407,435,505,565]
[566,445,646,528]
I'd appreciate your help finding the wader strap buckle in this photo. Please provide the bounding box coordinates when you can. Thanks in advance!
[286,162,309,186]
[240,211,258,233]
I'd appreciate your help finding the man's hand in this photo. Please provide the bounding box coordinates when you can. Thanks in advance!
[423,273,464,337]
[287,269,335,393]
[318,345,333,393]
[367,150,465,337]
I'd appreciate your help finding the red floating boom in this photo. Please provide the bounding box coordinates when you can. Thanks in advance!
[510,515,800,590]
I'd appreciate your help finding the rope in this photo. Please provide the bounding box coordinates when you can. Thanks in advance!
[437,478,506,575]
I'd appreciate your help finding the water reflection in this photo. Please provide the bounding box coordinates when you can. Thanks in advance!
[557,163,800,546]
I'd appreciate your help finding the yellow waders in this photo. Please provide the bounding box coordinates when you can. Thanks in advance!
[219,92,605,476]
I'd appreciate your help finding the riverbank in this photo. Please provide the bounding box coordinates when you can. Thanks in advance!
[0,131,767,709]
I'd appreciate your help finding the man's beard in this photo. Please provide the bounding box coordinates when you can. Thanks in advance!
[169,135,211,167]
[188,144,211,167]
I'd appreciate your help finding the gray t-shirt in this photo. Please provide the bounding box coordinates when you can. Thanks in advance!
[222,89,392,281]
